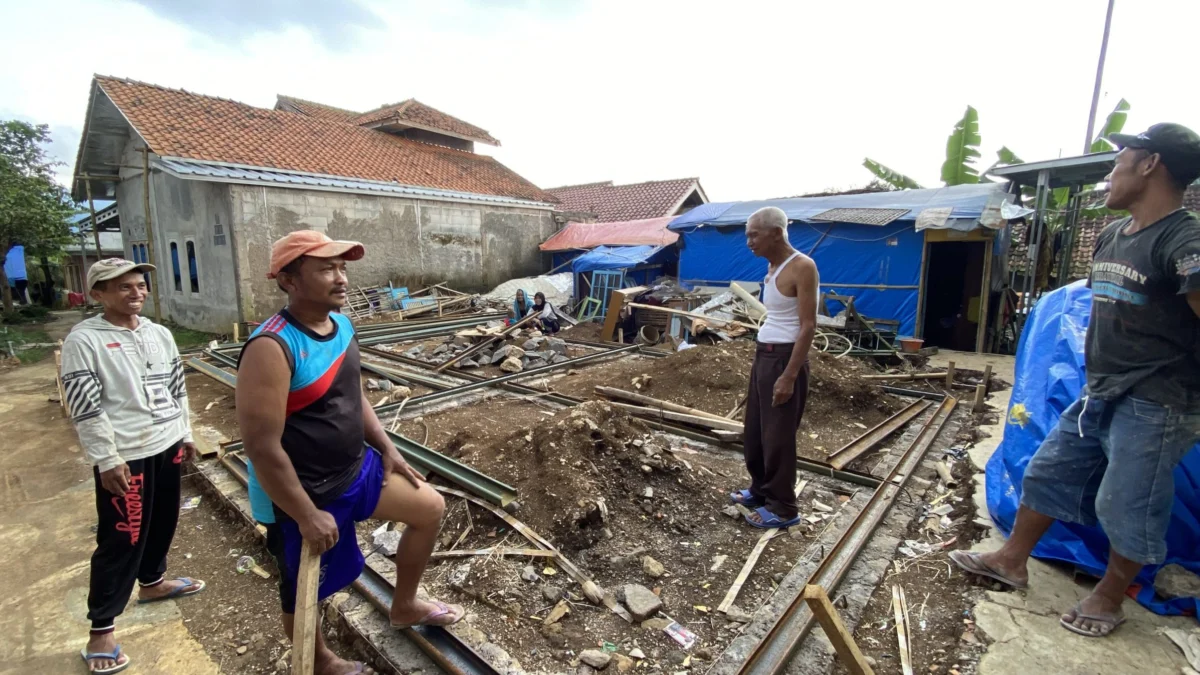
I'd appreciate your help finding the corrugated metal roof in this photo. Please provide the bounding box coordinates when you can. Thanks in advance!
[155,158,555,209]
[810,207,909,226]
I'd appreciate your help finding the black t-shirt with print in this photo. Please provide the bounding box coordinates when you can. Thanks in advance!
[1086,209,1200,407]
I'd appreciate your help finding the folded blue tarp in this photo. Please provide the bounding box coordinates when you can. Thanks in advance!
[571,245,672,274]
[985,280,1200,616]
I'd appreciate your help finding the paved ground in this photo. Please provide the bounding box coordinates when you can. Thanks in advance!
[932,350,1194,675]
[0,315,220,675]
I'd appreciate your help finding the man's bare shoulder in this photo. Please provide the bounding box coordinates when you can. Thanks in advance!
[238,336,289,378]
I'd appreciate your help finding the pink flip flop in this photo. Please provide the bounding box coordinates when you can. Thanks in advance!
[391,601,466,629]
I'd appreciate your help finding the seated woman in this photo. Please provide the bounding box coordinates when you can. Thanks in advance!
[526,292,560,334]
[508,289,532,326]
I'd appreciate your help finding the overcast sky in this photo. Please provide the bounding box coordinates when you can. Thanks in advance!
[3,0,1197,201]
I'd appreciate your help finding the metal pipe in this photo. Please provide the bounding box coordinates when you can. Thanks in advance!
[735,397,957,674]
[1083,0,1117,153]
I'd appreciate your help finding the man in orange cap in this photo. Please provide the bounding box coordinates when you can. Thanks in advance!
[237,231,462,675]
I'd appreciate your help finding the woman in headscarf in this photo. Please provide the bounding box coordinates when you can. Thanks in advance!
[526,291,560,334]
[508,289,532,326]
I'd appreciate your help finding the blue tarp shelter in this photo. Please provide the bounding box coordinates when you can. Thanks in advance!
[986,281,1200,616]
[571,245,677,289]
[4,246,27,284]
[667,184,1008,337]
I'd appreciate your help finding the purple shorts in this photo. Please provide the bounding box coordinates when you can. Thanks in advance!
[270,449,383,613]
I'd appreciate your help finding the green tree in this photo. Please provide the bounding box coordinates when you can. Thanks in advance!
[863,106,984,190]
[0,120,74,312]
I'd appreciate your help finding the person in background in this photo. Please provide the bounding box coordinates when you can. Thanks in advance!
[508,289,532,326]
[951,123,1200,638]
[729,206,818,530]
[526,291,560,334]
[238,231,462,675]
[61,258,204,674]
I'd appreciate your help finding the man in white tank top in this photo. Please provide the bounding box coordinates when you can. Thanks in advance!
[729,207,819,529]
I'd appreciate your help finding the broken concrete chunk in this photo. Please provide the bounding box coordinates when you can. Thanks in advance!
[724,605,753,624]
[551,354,570,364]
[453,335,473,347]
[1156,563,1200,599]
[710,554,728,572]
[546,337,567,354]
[521,565,540,582]
[404,346,424,356]
[579,650,612,670]
[628,648,646,660]
[500,357,524,373]
[642,487,654,499]
[372,529,402,557]
[542,585,565,603]
[456,359,479,369]
[622,584,663,621]
[721,505,740,519]
[433,343,451,356]
[522,337,545,351]
[640,617,672,631]
[613,653,635,673]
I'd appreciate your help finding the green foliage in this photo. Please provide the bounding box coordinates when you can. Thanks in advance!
[861,159,924,190]
[0,120,75,312]
[162,321,218,350]
[0,322,53,364]
[1089,99,1130,153]
[940,106,982,186]
[995,146,1024,167]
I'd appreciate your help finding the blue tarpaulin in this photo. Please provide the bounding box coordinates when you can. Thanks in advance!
[985,280,1200,616]
[674,220,925,335]
[571,245,672,274]
[4,246,27,283]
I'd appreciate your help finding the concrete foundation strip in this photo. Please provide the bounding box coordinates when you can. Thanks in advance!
[731,396,958,675]
[434,485,636,623]
[826,399,932,470]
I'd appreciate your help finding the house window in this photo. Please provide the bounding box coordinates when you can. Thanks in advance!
[130,241,151,290]
[170,242,182,292]
[186,241,199,293]
[213,216,227,246]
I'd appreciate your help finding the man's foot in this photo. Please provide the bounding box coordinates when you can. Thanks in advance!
[137,577,205,603]
[1060,593,1126,637]
[82,632,130,673]
[390,599,465,628]
[948,550,1029,589]
[744,506,801,529]
[315,649,374,675]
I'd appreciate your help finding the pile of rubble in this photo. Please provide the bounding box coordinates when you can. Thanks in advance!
[397,320,572,373]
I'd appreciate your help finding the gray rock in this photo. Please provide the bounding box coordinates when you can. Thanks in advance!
[521,565,540,582]
[453,335,473,347]
[579,650,612,670]
[500,357,524,373]
[433,343,451,356]
[547,338,567,354]
[526,359,547,369]
[666,650,687,665]
[622,584,663,621]
[404,346,424,356]
[456,359,479,369]
[478,350,493,363]
[642,556,666,578]
[551,354,570,364]
[1156,563,1200,599]
[721,505,740,518]
[365,378,382,391]
[372,529,402,557]
[542,585,565,603]
[490,350,508,365]
[724,605,753,624]
[522,337,545,351]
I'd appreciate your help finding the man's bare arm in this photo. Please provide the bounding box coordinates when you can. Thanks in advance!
[785,258,819,377]
[236,338,321,524]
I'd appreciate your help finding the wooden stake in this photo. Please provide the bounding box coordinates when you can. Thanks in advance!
[892,585,913,675]
[945,361,956,389]
[292,540,322,675]
[607,401,744,432]
[981,364,993,394]
[802,585,875,675]
[232,322,240,343]
[972,383,987,412]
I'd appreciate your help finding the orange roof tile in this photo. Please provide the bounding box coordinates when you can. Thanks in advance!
[274,95,360,124]
[352,99,500,146]
[546,178,703,222]
[95,77,551,203]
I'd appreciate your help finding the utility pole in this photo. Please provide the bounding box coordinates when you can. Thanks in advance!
[1084,0,1116,153]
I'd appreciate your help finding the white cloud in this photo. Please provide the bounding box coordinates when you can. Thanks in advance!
[2,0,1197,200]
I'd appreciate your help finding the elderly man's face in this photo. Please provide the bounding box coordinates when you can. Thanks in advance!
[746,219,779,258]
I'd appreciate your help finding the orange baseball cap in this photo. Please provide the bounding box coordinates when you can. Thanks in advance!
[267,230,365,279]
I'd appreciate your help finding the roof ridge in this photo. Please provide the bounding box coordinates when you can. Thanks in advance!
[358,98,416,117]
[95,74,262,110]
[549,178,697,191]
[546,180,616,190]
[276,94,360,116]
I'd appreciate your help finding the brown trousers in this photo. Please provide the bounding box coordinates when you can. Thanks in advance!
[743,343,809,520]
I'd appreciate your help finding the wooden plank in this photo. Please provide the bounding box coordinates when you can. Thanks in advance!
[292,540,322,675]
[945,361,955,389]
[982,364,993,394]
[431,548,554,560]
[972,383,987,412]
[625,302,756,330]
[594,386,731,422]
[600,286,648,342]
[860,372,949,381]
[802,585,876,675]
[892,585,913,675]
[718,481,807,613]
[827,400,931,470]
[608,401,744,432]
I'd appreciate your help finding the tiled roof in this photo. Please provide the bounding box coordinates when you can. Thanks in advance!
[95,77,553,203]
[351,99,500,146]
[275,95,360,124]
[546,178,704,223]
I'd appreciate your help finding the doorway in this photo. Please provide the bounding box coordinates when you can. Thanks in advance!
[921,240,987,351]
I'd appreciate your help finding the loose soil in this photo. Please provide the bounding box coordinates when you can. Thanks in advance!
[187,371,239,440]
[174,476,370,674]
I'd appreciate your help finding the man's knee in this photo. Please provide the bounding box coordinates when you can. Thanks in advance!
[406,487,445,529]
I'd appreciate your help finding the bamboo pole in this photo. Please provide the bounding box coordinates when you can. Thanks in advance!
[140,148,162,321]
[594,386,731,422]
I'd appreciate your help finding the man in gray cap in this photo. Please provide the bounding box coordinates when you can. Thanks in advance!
[61,258,203,673]
[953,123,1200,638]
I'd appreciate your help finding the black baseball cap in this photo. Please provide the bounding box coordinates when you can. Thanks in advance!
[1109,122,1200,186]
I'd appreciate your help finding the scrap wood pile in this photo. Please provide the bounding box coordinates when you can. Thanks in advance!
[380,315,570,374]
[346,282,478,322]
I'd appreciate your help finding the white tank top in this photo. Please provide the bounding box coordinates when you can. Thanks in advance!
[758,252,804,344]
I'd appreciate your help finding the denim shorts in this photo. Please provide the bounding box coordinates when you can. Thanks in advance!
[1021,393,1200,565]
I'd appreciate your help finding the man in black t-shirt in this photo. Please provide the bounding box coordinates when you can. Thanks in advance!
[953,124,1200,638]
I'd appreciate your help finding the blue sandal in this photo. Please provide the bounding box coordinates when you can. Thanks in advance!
[745,506,801,529]
[136,577,206,604]
[80,645,130,674]
[729,489,765,508]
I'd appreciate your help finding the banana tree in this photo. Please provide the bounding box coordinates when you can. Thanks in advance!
[863,106,983,189]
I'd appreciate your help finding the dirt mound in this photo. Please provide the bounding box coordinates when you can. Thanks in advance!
[453,401,707,552]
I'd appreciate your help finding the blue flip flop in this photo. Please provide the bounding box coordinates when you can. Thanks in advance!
[136,577,206,604]
[80,644,130,674]
[729,489,765,507]
[745,506,801,529]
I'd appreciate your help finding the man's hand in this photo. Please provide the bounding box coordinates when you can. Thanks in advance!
[772,373,796,407]
[381,446,425,488]
[298,509,340,555]
[182,442,199,462]
[100,463,132,496]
